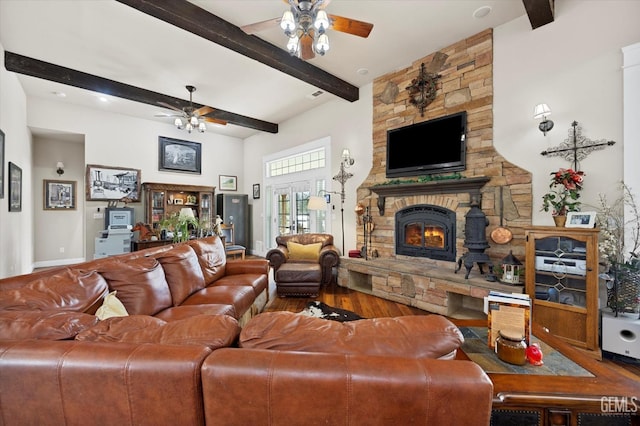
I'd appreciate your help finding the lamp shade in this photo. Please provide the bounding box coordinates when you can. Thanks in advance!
[533,103,551,119]
[307,196,327,211]
[179,207,195,219]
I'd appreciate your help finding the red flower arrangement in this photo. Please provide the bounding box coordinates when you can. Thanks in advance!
[541,168,585,216]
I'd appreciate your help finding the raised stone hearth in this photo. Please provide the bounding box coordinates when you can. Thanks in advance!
[337,257,522,318]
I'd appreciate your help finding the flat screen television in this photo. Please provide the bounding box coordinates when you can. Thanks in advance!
[386,111,467,178]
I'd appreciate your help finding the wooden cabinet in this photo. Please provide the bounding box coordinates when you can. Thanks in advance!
[524,226,600,351]
[143,182,215,231]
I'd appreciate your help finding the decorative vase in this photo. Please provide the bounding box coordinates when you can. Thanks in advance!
[553,215,566,227]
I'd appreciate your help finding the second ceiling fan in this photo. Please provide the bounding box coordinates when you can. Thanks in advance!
[156,85,227,133]
[242,0,374,60]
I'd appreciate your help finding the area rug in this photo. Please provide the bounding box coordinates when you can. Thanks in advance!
[299,301,365,322]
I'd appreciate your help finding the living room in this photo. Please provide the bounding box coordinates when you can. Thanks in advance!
[0,1,638,279]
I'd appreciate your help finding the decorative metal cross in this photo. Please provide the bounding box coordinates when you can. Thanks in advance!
[540,121,615,170]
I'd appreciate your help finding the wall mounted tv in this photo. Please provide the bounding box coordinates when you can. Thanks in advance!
[386,111,467,178]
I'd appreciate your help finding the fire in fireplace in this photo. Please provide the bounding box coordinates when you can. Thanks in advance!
[395,205,456,261]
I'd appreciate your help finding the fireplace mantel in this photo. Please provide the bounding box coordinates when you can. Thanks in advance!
[369,176,490,215]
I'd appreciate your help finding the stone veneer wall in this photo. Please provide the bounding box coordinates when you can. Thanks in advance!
[356,29,533,267]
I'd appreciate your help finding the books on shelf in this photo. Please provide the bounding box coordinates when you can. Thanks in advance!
[484,291,531,349]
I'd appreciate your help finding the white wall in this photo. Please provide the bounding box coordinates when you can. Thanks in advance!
[26,98,245,262]
[244,84,373,256]
[0,42,34,278]
[494,0,640,225]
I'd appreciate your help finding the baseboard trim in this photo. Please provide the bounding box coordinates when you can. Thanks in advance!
[33,258,85,270]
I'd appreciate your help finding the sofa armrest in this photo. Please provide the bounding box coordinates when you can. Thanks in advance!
[202,348,493,426]
[265,246,288,273]
[0,340,211,426]
[225,258,270,276]
[318,244,340,284]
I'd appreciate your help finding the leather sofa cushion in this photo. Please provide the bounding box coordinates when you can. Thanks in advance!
[240,312,464,360]
[0,269,108,314]
[182,286,255,320]
[153,244,206,306]
[155,304,236,321]
[214,273,268,298]
[0,310,99,340]
[75,314,240,350]
[186,237,226,285]
[97,257,172,316]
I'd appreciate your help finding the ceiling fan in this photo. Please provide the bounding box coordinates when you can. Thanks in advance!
[156,85,227,133]
[241,0,374,60]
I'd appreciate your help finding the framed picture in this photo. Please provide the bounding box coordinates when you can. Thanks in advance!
[0,129,4,199]
[253,183,260,199]
[565,211,597,228]
[158,136,201,174]
[44,179,76,210]
[8,162,21,212]
[86,164,141,201]
[219,175,237,191]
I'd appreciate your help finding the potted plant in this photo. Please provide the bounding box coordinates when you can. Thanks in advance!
[159,209,199,243]
[541,168,585,226]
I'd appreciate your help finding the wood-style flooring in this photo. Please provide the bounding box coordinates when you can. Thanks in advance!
[264,281,640,381]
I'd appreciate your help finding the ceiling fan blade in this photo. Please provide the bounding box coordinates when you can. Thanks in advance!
[241,17,281,35]
[329,14,374,38]
[299,34,315,60]
[202,117,228,126]
[158,101,185,113]
[194,106,214,117]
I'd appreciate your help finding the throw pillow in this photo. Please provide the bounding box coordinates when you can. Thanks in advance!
[95,291,129,320]
[287,241,322,261]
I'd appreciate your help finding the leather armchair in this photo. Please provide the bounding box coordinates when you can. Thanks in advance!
[266,233,339,286]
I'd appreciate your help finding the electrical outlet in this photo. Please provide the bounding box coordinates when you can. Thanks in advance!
[59,247,65,253]
[94,213,104,219]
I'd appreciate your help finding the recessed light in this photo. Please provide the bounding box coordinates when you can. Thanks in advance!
[473,6,492,19]
[357,68,369,75]
[98,96,109,103]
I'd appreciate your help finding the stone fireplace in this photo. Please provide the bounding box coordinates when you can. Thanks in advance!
[395,204,456,261]
[336,29,535,318]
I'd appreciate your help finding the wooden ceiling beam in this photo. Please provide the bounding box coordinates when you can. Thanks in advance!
[522,0,555,30]
[4,51,278,134]
[114,0,359,102]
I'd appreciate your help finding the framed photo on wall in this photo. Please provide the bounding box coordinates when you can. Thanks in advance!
[0,129,4,199]
[8,162,22,212]
[219,175,237,191]
[85,164,141,201]
[44,179,76,210]
[253,183,260,199]
[158,136,202,174]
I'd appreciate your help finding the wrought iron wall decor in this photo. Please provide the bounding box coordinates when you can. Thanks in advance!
[540,121,615,170]
[406,62,440,117]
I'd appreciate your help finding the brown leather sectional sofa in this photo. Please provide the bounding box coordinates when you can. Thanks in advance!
[0,236,493,425]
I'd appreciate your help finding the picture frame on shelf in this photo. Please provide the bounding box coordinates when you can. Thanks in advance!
[44,179,76,210]
[219,175,237,191]
[158,136,201,174]
[86,164,141,201]
[565,211,597,228]
[0,129,4,199]
[253,183,260,199]
[8,162,22,212]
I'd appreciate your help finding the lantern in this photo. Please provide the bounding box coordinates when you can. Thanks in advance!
[501,250,523,284]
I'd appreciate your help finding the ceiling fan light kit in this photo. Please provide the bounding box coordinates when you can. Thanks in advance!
[243,0,373,61]
[158,85,226,133]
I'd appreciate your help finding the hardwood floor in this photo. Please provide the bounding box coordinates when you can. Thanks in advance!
[264,281,640,380]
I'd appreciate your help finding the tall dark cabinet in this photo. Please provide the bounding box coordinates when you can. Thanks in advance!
[216,193,249,247]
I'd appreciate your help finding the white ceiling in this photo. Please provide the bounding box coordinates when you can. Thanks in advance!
[0,0,528,139]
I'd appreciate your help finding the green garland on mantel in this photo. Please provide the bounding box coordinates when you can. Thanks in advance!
[374,173,464,187]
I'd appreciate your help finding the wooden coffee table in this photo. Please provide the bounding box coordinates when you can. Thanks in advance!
[454,320,640,426]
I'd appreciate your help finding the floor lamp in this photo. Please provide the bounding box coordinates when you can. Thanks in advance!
[307,149,355,254]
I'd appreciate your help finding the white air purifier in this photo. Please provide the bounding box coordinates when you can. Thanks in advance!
[601,312,640,360]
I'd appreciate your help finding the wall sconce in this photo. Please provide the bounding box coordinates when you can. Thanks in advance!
[56,162,65,175]
[534,103,554,136]
[307,148,355,254]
